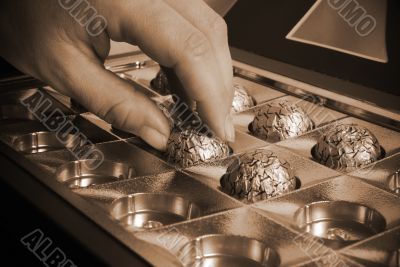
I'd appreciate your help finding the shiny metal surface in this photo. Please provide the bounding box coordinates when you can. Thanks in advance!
[178,234,280,267]
[390,169,400,195]
[341,226,400,267]
[135,207,322,266]
[253,176,400,245]
[56,159,136,189]
[1,50,400,267]
[105,59,158,73]
[110,193,201,231]
[294,201,386,249]
[12,131,80,154]
[233,65,400,131]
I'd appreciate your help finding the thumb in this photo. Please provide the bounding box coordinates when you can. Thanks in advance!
[52,47,171,151]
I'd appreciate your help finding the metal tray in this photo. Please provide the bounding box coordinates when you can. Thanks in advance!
[1,49,400,267]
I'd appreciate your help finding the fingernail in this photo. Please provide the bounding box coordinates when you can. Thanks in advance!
[225,115,235,142]
[139,125,169,151]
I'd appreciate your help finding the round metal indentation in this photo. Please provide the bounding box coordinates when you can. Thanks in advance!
[294,201,386,248]
[56,160,135,189]
[12,132,81,154]
[110,193,201,231]
[0,105,36,121]
[179,235,280,267]
[389,169,400,195]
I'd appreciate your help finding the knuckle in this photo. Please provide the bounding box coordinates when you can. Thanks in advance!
[208,16,228,36]
[182,31,211,60]
[98,98,134,129]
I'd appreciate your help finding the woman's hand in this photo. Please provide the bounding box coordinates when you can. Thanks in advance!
[0,0,234,150]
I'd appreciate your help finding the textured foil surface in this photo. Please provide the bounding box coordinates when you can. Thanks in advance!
[152,95,198,130]
[150,70,171,95]
[249,101,314,142]
[313,124,382,171]
[220,149,296,202]
[231,83,255,113]
[166,128,230,168]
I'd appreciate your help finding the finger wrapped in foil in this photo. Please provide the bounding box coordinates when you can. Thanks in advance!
[231,83,255,113]
[313,124,382,171]
[150,70,171,95]
[166,128,230,168]
[249,101,314,142]
[220,149,296,202]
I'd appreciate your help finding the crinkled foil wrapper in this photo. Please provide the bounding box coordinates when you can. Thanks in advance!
[313,124,382,171]
[220,150,296,202]
[150,70,171,95]
[152,95,198,130]
[249,101,314,142]
[166,129,230,168]
[231,83,255,113]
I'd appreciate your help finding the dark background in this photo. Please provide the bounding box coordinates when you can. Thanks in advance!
[226,0,399,97]
[1,0,399,97]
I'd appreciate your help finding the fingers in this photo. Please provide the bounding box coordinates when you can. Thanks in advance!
[163,0,233,98]
[104,0,235,142]
[52,45,171,151]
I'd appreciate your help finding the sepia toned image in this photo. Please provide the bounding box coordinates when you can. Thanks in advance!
[0,0,399,266]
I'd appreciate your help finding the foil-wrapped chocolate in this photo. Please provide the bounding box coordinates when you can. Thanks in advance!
[150,70,171,95]
[152,95,198,130]
[231,83,255,113]
[249,101,314,142]
[166,128,230,168]
[220,150,296,202]
[313,124,382,171]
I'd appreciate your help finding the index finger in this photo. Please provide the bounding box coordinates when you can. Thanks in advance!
[104,0,235,141]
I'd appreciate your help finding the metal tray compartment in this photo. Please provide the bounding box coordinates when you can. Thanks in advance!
[177,234,280,267]
[12,131,81,154]
[55,159,136,189]
[233,95,347,142]
[134,207,332,267]
[0,88,74,124]
[293,200,386,249]
[74,171,243,231]
[0,115,117,152]
[349,153,400,196]
[341,226,400,267]
[109,193,202,231]
[253,176,400,249]
[277,117,400,172]
[184,144,341,202]
[295,254,364,267]
[26,140,172,185]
